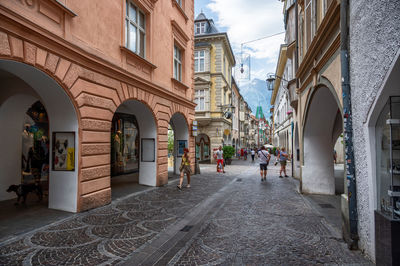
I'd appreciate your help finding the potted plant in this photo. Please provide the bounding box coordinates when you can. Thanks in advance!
[223,146,235,165]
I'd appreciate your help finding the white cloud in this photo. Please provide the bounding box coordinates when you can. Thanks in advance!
[207,0,285,60]
[204,0,284,117]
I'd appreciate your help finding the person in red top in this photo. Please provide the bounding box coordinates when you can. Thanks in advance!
[240,148,244,160]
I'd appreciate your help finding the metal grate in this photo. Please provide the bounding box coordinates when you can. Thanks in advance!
[236,179,242,182]
[180,225,193,232]
[319,203,335,209]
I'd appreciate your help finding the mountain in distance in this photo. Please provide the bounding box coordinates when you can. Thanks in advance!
[238,78,272,121]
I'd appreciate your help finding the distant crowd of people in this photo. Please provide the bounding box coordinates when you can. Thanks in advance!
[177,145,291,190]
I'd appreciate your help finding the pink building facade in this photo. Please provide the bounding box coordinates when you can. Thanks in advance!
[0,0,195,212]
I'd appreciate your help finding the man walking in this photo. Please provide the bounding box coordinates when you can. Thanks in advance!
[251,148,255,162]
[214,146,225,173]
[258,146,270,181]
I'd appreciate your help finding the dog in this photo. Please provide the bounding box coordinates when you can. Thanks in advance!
[6,183,43,205]
[54,139,68,169]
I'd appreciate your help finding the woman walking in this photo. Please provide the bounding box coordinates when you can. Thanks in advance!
[177,148,192,190]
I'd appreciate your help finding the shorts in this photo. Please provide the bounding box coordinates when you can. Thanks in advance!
[217,159,224,166]
[260,164,268,171]
[280,161,287,166]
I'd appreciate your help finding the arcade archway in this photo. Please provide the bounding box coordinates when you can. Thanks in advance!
[169,113,189,175]
[110,99,157,197]
[302,86,343,195]
[0,60,79,212]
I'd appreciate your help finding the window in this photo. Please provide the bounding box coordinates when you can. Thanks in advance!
[195,89,205,111]
[176,0,182,7]
[174,45,182,81]
[125,1,146,57]
[195,50,205,72]
[195,22,206,34]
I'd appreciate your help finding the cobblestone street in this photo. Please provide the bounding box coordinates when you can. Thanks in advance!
[0,159,372,265]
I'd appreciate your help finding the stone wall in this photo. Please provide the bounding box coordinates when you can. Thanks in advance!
[349,0,400,259]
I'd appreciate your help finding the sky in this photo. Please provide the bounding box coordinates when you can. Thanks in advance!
[194,0,285,119]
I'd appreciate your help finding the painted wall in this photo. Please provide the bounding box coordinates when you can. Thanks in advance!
[0,0,196,211]
[350,0,400,258]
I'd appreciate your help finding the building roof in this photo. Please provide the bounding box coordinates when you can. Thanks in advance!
[194,12,236,66]
[194,12,219,35]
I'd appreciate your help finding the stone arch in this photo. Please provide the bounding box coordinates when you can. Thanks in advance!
[0,59,80,212]
[111,97,158,188]
[301,84,343,195]
[169,112,190,174]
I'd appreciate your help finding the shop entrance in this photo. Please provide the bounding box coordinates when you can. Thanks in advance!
[196,133,210,163]
[0,59,79,238]
[110,100,157,199]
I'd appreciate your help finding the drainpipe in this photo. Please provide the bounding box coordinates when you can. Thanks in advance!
[294,0,302,191]
[340,0,358,250]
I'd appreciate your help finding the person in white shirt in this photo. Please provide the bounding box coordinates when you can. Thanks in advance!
[258,146,271,181]
[251,149,256,162]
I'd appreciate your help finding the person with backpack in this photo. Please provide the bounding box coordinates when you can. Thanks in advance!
[258,146,271,182]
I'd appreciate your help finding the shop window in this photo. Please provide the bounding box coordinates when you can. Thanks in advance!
[111,113,140,176]
[173,45,182,81]
[125,1,146,57]
[376,96,400,219]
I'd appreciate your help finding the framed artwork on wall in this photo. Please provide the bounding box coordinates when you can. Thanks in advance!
[52,132,75,171]
[141,138,155,162]
[177,140,187,157]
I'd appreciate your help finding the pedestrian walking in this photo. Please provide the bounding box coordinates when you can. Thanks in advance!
[244,149,248,160]
[214,146,225,173]
[251,149,255,162]
[258,146,270,182]
[177,148,192,190]
[240,148,244,160]
[279,147,289,178]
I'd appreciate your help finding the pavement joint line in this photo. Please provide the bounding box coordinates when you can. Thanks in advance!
[119,176,240,266]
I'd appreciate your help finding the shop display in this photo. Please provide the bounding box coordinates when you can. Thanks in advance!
[111,113,140,176]
[21,101,49,183]
[376,96,400,220]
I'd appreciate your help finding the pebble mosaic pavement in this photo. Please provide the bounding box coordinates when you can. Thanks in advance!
[0,161,372,265]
